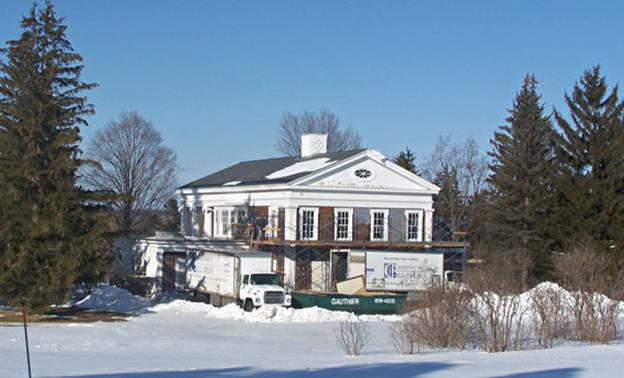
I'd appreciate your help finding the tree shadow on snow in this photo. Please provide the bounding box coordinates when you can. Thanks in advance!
[491,367,582,378]
[45,362,456,378]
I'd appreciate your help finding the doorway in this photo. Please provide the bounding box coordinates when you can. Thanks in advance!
[162,253,177,292]
[331,251,349,290]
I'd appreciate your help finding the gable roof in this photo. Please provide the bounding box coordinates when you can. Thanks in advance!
[179,149,366,189]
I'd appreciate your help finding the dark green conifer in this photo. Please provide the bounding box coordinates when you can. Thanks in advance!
[0,2,109,311]
[553,66,624,262]
[486,74,557,282]
[393,147,418,174]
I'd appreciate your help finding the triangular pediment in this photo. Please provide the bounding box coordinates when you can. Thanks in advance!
[290,150,440,193]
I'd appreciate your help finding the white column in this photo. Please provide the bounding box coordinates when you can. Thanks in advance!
[181,206,191,236]
[283,247,296,291]
[191,207,200,237]
[284,206,298,241]
[424,209,434,242]
[204,208,213,239]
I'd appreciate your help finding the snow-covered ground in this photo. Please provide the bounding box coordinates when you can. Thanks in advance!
[1,285,623,377]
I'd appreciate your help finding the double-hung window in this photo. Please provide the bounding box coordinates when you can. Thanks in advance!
[267,207,279,238]
[299,207,318,240]
[334,208,353,241]
[370,209,389,241]
[405,210,422,242]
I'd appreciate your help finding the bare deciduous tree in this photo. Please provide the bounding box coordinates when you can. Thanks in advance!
[275,110,361,156]
[84,111,178,234]
[423,135,489,240]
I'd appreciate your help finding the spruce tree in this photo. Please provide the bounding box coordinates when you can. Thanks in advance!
[553,66,624,262]
[486,74,557,282]
[0,2,109,311]
[393,147,418,174]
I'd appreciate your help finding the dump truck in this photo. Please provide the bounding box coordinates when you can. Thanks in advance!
[186,249,291,311]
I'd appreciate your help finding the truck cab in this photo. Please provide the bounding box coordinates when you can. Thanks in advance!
[240,272,291,312]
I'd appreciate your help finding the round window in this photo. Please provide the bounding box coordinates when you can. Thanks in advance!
[354,168,372,179]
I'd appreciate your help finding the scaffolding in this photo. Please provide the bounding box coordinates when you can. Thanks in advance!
[247,211,469,292]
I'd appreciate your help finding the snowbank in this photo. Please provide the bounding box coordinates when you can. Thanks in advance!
[76,285,152,315]
[149,299,400,323]
[76,285,399,322]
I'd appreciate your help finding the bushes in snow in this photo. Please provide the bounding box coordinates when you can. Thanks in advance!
[334,321,371,356]
[391,284,472,354]
[389,245,623,354]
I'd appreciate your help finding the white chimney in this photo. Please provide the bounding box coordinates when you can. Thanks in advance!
[301,133,328,157]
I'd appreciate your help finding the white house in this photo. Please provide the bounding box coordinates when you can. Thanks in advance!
[163,133,442,292]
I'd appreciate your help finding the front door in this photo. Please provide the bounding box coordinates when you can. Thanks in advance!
[162,253,177,291]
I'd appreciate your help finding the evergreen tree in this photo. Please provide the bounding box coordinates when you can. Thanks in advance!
[0,2,109,311]
[486,74,557,282]
[553,66,624,262]
[393,147,418,174]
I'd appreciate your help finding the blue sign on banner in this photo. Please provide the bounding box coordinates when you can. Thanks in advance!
[384,263,397,278]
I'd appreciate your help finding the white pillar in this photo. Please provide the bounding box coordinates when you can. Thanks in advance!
[181,207,191,236]
[424,209,434,242]
[204,208,213,239]
[283,247,296,291]
[191,207,200,237]
[284,207,298,241]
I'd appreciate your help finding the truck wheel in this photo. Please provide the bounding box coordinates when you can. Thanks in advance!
[243,299,254,312]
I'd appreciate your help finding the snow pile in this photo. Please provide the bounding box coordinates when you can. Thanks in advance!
[265,158,333,179]
[76,285,152,315]
[222,180,241,186]
[149,299,398,323]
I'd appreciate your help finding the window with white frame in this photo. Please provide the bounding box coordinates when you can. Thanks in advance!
[370,209,389,241]
[267,207,279,238]
[334,208,353,241]
[405,210,422,241]
[299,207,318,240]
[214,208,246,238]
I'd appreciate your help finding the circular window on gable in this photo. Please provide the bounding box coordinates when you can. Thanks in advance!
[354,168,374,181]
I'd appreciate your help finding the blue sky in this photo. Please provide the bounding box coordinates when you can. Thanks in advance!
[1,1,623,184]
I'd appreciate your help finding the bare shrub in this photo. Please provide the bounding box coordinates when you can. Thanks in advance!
[465,251,531,352]
[530,283,570,348]
[556,243,623,344]
[390,311,419,354]
[334,321,371,356]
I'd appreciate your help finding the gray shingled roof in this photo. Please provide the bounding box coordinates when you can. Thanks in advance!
[179,149,366,189]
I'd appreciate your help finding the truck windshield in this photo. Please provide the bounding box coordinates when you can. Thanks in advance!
[249,274,279,285]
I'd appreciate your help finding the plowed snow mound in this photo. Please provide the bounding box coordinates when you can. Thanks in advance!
[77,285,152,315]
[149,300,400,323]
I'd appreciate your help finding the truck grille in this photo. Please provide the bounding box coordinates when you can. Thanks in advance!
[264,291,284,304]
